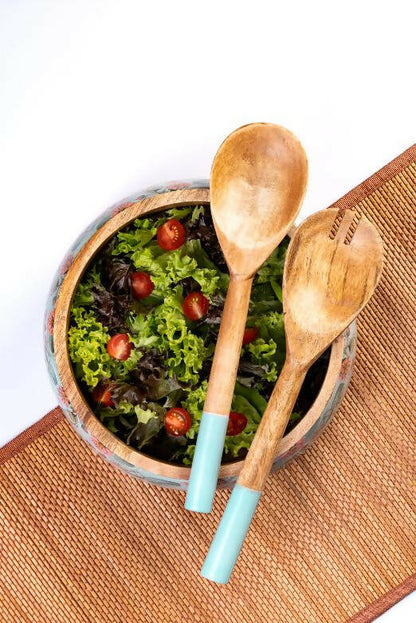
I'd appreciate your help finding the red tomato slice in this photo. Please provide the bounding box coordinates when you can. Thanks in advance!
[92,383,114,407]
[242,326,259,345]
[157,219,186,250]
[106,333,133,361]
[226,412,248,436]
[165,407,191,437]
[131,271,154,300]
[182,292,209,321]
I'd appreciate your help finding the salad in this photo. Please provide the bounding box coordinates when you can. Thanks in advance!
[68,205,328,465]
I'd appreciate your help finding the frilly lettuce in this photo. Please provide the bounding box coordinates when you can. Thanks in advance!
[257,310,285,346]
[246,338,278,382]
[128,313,160,349]
[113,229,155,255]
[68,308,112,388]
[166,205,204,223]
[153,290,210,384]
[159,245,220,297]
[165,206,192,220]
[128,288,210,385]
[243,311,286,382]
[112,209,226,299]
[128,240,221,298]
[68,307,142,388]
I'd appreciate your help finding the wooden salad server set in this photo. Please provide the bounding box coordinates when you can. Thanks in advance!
[184,123,384,583]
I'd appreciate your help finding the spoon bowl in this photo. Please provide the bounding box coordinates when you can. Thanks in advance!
[211,123,308,276]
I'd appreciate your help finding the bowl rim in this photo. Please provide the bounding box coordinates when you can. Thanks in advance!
[53,186,345,480]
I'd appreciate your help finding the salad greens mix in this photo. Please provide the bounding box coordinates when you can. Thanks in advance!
[68,205,328,465]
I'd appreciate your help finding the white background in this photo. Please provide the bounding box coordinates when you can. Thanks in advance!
[0,1,414,619]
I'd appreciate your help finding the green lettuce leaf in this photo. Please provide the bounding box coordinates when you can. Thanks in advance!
[256,238,288,283]
[72,264,101,308]
[257,310,285,348]
[243,311,286,383]
[182,239,229,293]
[113,229,156,256]
[130,245,165,274]
[68,308,112,388]
[165,205,204,223]
[233,382,267,414]
[181,381,208,441]
[165,206,193,220]
[126,405,164,449]
[189,205,205,222]
[246,338,278,382]
[128,313,160,348]
[68,307,142,388]
[128,287,211,385]
[290,412,302,424]
[154,291,209,384]
[270,279,283,302]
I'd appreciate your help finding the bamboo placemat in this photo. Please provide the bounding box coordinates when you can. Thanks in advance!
[1,148,415,623]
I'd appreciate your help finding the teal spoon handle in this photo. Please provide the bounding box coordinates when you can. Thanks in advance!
[202,361,307,582]
[201,484,261,583]
[185,276,253,513]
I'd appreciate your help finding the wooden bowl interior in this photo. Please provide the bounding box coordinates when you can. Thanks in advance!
[53,187,344,481]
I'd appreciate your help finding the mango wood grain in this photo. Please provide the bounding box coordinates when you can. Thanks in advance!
[204,123,308,416]
[53,187,345,481]
[239,208,383,491]
[211,123,308,277]
[204,276,252,414]
[238,360,307,489]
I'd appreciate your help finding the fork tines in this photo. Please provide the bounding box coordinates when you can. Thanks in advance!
[329,209,345,240]
[344,212,362,245]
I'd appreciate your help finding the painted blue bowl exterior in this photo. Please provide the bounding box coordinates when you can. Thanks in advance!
[44,180,356,490]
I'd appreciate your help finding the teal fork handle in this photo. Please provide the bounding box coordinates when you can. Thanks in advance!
[185,412,229,513]
[201,484,261,583]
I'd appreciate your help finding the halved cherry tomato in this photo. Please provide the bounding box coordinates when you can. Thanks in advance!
[226,412,247,436]
[242,326,259,345]
[106,333,133,361]
[182,292,209,321]
[131,271,154,300]
[92,383,114,407]
[165,407,191,437]
[157,219,186,250]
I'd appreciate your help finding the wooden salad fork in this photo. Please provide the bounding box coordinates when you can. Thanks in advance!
[185,123,308,513]
[201,207,384,583]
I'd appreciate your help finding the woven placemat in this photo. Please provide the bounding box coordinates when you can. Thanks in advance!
[1,148,415,623]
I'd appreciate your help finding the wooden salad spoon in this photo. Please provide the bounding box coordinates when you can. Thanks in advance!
[185,123,308,513]
[201,207,384,582]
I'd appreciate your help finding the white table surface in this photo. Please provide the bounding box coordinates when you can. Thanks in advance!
[0,1,414,619]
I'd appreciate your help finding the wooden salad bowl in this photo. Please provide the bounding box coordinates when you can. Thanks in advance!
[45,181,356,490]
